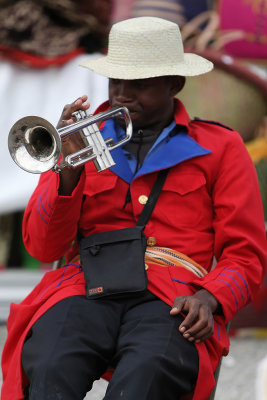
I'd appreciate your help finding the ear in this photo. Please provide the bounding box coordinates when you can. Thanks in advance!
[170,76,186,96]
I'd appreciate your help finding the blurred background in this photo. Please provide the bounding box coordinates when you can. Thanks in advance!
[0,1,266,399]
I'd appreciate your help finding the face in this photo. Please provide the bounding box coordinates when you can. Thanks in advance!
[109,76,185,134]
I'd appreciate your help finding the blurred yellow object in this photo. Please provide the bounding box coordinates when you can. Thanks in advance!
[245,126,267,220]
[231,328,267,338]
[246,136,267,163]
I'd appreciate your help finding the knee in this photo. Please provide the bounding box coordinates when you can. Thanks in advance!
[131,352,166,377]
[132,350,197,391]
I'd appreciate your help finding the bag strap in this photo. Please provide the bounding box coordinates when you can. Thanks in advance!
[136,168,169,229]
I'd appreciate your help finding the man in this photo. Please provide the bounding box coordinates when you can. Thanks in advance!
[1,17,266,400]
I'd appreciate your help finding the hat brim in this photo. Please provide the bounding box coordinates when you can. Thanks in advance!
[80,53,213,79]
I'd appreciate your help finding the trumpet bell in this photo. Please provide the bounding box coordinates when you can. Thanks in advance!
[8,116,62,173]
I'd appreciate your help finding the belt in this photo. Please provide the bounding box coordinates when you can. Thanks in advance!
[69,246,207,278]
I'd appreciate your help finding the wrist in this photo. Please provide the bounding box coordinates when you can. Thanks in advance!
[194,289,220,314]
[58,166,84,196]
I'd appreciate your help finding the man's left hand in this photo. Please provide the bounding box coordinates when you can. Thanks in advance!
[170,289,219,343]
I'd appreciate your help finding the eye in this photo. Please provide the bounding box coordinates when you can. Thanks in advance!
[132,79,154,90]
[133,80,147,89]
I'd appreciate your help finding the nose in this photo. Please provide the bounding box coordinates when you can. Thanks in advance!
[114,81,134,103]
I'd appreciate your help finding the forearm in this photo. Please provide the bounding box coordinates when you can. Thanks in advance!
[23,170,85,262]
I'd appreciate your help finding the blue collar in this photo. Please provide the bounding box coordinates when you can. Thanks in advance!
[101,119,211,183]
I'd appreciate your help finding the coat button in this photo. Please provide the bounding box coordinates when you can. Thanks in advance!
[147,237,157,246]
[145,263,149,270]
[138,195,148,205]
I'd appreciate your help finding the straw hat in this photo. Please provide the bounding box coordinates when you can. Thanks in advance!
[80,16,213,79]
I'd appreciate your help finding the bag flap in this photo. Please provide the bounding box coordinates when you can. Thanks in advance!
[80,227,144,250]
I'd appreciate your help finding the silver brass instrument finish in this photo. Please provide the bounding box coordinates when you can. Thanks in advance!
[8,106,132,174]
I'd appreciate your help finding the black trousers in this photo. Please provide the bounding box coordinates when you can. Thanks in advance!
[22,291,198,400]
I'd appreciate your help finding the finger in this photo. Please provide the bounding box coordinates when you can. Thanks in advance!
[73,94,88,106]
[193,315,214,342]
[184,320,212,341]
[73,97,90,113]
[61,118,74,125]
[178,302,200,333]
[195,326,214,342]
[78,94,88,103]
[170,297,187,315]
[188,323,214,342]
[57,117,75,130]
[183,306,210,335]
[61,96,89,122]
[79,94,90,110]
[184,312,214,342]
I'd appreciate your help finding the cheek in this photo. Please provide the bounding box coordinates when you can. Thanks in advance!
[108,82,119,101]
[142,88,169,107]
[141,98,166,118]
[108,86,115,101]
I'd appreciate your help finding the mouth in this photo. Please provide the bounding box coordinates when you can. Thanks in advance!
[128,110,139,118]
[113,104,138,115]
[116,109,139,122]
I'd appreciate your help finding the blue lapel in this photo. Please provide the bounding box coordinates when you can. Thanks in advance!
[101,120,211,183]
[135,130,211,178]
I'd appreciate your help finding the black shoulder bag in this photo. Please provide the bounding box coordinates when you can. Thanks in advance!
[79,169,169,299]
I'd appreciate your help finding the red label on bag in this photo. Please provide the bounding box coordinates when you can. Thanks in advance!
[88,287,104,295]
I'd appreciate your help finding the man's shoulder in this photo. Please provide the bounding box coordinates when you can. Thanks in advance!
[187,116,245,153]
[190,117,234,132]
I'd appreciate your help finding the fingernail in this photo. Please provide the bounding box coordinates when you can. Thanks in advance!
[179,326,186,333]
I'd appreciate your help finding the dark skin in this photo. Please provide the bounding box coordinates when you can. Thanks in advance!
[57,76,220,343]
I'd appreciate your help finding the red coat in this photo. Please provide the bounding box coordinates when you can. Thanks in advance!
[2,100,266,400]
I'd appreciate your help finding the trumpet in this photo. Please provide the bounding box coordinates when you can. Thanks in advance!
[8,106,132,174]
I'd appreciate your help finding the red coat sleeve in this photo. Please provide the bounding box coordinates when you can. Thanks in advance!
[23,170,86,263]
[192,131,267,322]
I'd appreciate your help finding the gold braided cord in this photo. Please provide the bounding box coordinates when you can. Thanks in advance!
[145,246,208,278]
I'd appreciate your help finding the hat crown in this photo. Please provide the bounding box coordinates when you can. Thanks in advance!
[108,17,184,68]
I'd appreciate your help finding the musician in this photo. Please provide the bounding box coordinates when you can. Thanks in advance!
[1,17,267,400]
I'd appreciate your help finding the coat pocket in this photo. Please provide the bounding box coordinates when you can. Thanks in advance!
[160,173,211,227]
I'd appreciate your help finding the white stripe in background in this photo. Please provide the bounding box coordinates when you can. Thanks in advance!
[0,288,32,301]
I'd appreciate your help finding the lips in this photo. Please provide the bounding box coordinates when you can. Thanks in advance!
[118,109,139,120]
[112,103,138,113]
[128,110,138,117]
